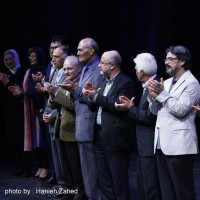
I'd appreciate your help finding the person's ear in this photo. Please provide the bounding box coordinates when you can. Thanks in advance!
[90,48,95,55]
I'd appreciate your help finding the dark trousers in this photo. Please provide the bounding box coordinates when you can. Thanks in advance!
[156,149,196,200]
[46,131,55,178]
[95,127,131,200]
[50,136,65,185]
[78,141,102,200]
[60,141,85,195]
[137,155,161,200]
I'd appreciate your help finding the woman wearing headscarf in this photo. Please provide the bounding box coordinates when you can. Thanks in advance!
[0,49,25,163]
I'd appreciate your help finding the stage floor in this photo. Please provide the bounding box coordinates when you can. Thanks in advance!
[0,154,199,200]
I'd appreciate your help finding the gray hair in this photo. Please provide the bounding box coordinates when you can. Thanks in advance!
[64,55,83,68]
[82,38,99,54]
[133,53,157,76]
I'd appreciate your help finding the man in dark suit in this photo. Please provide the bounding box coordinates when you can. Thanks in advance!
[82,50,135,200]
[115,53,161,200]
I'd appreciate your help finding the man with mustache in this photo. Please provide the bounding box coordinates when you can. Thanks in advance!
[147,45,200,200]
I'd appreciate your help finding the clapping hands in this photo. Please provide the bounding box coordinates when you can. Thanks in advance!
[8,85,23,96]
[82,82,101,99]
[0,72,10,85]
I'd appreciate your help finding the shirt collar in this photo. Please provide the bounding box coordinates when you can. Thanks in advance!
[105,71,120,84]
[72,75,80,83]
[142,74,157,89]
[85,55,100,69]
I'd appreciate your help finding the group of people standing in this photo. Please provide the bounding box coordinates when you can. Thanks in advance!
[0,35,200,200]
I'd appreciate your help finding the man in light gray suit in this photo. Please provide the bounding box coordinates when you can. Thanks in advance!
[42,46,70,192]
[148,45,200,200]
[72,38,102,200]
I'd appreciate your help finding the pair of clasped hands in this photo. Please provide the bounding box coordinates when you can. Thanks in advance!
[145,78,200,113]
[8,72,45,96]
[115,78,164,111]
[42,80,77,95]
[81,79,165,110]
[114,78,200,113]
[115,78,165,111]
[82,82,101,99]
[0,72,10,85]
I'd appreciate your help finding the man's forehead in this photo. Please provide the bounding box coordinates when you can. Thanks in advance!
[51,41,61,47]
[78,41,89,48]
[64,63,74,68]
[53,48,62,55]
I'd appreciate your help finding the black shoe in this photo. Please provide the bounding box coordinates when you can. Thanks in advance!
[43,177,56,185]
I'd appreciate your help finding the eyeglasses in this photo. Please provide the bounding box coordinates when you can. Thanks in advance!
[164,57,178,62]
[99,61,112,65]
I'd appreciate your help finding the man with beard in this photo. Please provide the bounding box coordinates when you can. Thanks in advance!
[147,45,200,200]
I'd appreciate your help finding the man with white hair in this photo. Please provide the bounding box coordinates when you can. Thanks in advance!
[115,53,161,200]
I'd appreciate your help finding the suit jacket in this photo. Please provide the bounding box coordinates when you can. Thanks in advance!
[48,89,75,142]
[74,56,101,141]
[149,70,200,155]
[129,75,160,157]
[94,72,136,152]
[44,68,66,133]
[45,62,53,82]
[45,73,66,138]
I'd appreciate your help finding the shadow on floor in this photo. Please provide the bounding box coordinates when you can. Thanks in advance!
[0,153,200,200]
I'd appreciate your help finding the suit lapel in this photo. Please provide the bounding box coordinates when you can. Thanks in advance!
[79,57,100,87]
[58,73,66,84]
[139,75,159,107]
[139,90,148,107]
[106,72,122,97]
[80,66,93,86]
[79,65,95,87]
[98,76,106,95]
[169,70,190,93]
[170,79,185,93]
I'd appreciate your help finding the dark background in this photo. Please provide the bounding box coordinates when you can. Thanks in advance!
[1,0,200,79]
[0,0,200,134]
